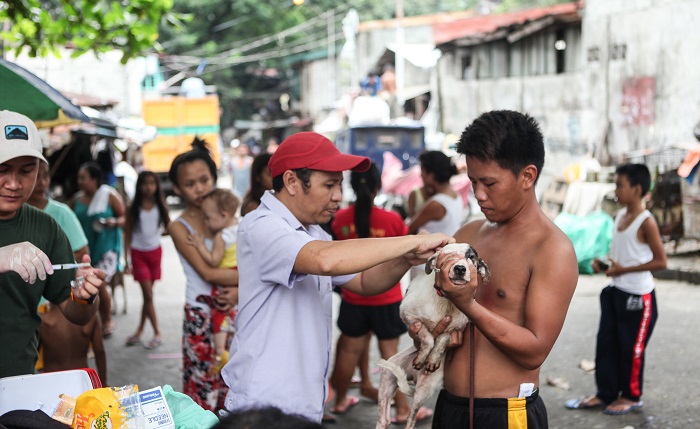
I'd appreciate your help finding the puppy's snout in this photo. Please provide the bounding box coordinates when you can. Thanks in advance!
[453,264,467,277]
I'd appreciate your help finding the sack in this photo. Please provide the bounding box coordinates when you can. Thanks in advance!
[554,211,613,274]
[161,385,218,429]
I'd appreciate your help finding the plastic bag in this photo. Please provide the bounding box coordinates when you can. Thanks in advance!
[73,385,141,429]
[554,211,613,274]
[161,385,219,429]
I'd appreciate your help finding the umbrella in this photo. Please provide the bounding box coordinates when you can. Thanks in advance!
[0,58,89,128]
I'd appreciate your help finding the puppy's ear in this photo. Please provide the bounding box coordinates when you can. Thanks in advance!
[477,258,491,284]
[425,251,439,275]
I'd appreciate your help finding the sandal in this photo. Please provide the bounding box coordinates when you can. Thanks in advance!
[565,396,606,410]
[125,334,141,346]
[102,322,116,338]
[391,407,433,424]
[144,337,163,350]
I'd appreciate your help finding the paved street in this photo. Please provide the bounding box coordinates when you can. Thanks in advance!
[101,228,700,428]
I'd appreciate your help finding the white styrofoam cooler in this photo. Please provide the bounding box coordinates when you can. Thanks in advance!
[0,370,96,416]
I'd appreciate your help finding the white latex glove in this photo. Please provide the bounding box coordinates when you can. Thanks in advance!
[0,242,54,284]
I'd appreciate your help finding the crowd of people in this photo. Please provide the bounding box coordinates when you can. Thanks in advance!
[0,107,668,428]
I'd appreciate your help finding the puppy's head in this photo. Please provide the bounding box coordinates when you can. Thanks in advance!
[425,242,491,285]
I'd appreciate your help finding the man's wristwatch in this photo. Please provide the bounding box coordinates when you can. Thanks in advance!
[71,290,97,305]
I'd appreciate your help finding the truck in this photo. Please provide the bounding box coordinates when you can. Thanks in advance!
[141,93,223,195]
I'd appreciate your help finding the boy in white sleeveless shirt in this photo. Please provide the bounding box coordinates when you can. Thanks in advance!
[566,163,667,415]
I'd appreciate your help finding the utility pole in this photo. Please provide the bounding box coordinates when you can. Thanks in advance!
[395,0,405,113]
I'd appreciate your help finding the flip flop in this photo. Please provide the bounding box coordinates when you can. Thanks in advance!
[125,334,141,346]
[102,322,116,338]
[603,401,643,415]
[391,407,433,424]
[565,396,605,410]
[144,337,163,350]
[330,396,360,414]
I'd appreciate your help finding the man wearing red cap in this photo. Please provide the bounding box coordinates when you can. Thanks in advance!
[222,132,454,423]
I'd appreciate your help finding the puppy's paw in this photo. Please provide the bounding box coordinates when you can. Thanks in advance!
[424,359,441,373]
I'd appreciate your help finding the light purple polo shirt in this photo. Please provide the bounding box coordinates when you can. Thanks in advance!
[223,191,355,422]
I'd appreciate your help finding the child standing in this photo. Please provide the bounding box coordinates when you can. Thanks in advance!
[187,188,240,374]
[566,163,667,415]
[124,171,171,349]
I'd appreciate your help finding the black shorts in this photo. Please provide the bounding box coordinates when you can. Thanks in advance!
[337,300,407,340]
[432,389,548,429]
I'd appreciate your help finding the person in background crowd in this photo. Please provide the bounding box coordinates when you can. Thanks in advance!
[230,141,253,199]
[124,171,170,350]
[328,163,433,424]
[240,153,273,216]
[168,139,238,411]
[27,160,89,261]
[222,131,454,423]
[71,161,126,338]
[566,163,666,415]
[0,110,105,379]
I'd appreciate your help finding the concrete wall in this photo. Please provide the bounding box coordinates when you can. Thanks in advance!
[7,48,146,115]
[437,0,700,174]
[583,0,700,158]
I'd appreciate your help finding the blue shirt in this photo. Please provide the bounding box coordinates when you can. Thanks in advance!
[223,191,355,422]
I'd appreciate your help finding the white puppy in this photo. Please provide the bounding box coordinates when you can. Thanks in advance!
[375,243,490,429]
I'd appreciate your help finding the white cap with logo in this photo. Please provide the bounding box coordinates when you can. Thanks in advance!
[0,110,47,165]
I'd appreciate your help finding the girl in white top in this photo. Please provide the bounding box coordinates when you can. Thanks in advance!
[124,171,170,349]
[408,151,464,236]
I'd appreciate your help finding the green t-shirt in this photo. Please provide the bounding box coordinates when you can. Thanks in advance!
[44,198,89,253]
[0,204,75,378]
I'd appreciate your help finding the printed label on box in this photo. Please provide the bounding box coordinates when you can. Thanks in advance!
[139,387,175,429]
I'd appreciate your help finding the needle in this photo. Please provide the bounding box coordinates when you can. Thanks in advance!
[51,263,92,270]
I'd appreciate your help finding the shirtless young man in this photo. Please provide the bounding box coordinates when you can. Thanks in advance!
[427,110,579,428]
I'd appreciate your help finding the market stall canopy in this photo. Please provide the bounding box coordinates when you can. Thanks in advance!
[0,58,89,128]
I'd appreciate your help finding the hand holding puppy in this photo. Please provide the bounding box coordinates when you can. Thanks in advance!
[403,232,455,265]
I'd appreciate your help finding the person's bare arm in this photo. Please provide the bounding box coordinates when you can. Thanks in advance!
[606,216,667,276]
[407,190,418,219]
[123,209,133,274]
[296,233,454,296]
[438,230,578,370]
[407,200,446,234]
[208,232,226,267]
[107,192,126,228]
[90,318,108,386]
[73,245,89,264]
[169,221,238,285]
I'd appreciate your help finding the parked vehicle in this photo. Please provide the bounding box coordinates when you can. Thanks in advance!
[141,93,222,195]
[334,123,425,171]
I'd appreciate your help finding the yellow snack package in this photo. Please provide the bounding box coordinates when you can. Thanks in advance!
[73,387,132,429]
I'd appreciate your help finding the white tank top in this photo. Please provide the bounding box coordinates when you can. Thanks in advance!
[421,193,464,236]
[175,218,214,310]
[609,208,655,295]
[130,207,162,251]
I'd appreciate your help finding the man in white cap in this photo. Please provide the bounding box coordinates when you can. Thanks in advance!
[223,131,455,423]
[0,110,106,379]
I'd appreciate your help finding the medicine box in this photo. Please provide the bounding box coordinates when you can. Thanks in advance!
[139,386,175,429]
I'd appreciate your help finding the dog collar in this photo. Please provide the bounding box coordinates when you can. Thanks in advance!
[433,283,444,297]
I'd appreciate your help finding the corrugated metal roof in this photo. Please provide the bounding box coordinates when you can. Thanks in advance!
[358,9,476,32]
[433,2,582,46]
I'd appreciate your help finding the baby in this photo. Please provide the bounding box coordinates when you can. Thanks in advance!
[187,188,240,375]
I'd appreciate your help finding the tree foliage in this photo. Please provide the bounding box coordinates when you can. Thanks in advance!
[0,0,179,63]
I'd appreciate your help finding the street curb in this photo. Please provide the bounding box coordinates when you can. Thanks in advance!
[654,268,700,285]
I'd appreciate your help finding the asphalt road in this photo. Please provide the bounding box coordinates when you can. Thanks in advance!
[101,231,700,429]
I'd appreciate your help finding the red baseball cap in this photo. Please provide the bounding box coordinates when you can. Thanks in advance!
[268,132,370,177]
